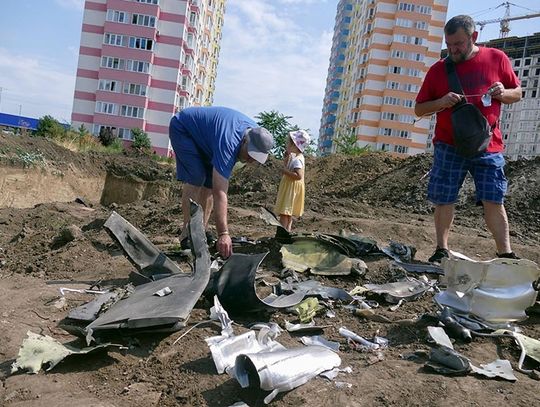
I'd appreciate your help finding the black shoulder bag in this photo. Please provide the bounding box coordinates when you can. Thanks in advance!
[445,57,492,158]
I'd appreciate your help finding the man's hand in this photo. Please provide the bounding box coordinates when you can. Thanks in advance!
[439,92,463,109]
[216,233,232,258]
[488,82,505,101]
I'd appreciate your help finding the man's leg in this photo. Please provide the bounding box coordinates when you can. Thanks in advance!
[180,183,202,239]
[470,152,512,256]
[483,201,512,254]
[434,204,455,249]
[198,187,214,229]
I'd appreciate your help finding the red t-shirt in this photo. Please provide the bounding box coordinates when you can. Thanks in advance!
[416,46,520,152]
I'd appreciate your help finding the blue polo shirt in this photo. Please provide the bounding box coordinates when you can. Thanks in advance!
[174,107,256,179]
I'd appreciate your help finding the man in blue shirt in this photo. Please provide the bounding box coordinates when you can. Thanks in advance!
[169,106,274,258]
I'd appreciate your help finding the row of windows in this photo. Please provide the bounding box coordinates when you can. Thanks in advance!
[398,2,431,15]
[383,96,414,108]
[101,56,150,73]
[388,66,422,77]
[393,34,424,46]
[378,127,411,139]
[93,124,133,140]
[136,0,159,4]
[513,57,540,67]
[95,102,145,118]
[104,33,154,51]
[381,112,415,124]
[386,81,420,93]
[396,18,428,30]
[107,10,157,28]
[380,143,409,154]
[391,49,424,62]
[98,79,148,96]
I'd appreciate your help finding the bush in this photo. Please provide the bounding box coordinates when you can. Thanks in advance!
[131,128,152,154]
[98,127,116,146]
[36,115,66,140]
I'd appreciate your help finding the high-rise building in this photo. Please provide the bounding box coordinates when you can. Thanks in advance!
[318,0,448,156]
[485,33,540,160]
[71,0,226,155]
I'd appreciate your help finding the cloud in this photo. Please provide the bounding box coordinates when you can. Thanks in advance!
[55,0,84,11]
[0,48,76,122]
[214,0,332,137]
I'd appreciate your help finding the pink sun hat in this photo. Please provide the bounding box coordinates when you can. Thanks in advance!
[289,130,310,152]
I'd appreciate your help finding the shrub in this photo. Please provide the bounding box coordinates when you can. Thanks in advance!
[98,127,116,146]
[131,128,152,154]
[36,115,66,140]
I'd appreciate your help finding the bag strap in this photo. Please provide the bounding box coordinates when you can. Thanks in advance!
[444,57,465,97]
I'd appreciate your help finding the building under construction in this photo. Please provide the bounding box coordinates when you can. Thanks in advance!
[485,32,540,160]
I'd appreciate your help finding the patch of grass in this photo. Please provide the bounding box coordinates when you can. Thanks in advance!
[13,148,45,168]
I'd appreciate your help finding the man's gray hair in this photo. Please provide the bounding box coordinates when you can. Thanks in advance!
[444,15,475,37]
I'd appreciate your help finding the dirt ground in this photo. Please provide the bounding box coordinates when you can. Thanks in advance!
[0,133,539,407]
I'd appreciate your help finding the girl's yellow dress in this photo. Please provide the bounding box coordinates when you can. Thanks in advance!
[275,154,305,216]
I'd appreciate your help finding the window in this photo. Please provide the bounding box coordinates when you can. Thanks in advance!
[104,33,127,46]
[123,83,147,96]
[382,112,397,121]
[126,59,150,73]
[525,58,531,66]
[132,14,156,27]
[394,145,409,154]
[107,10,127,23]
[413,37,424,46]
[136,0,159,4]
[415,21,428,30]
[398,130,410,138]
[383,96,401,105]
[121,105,144,118]
[389,66,402,74]
[403,99,414,108]
[523,69,529,77]
[101,56,125,70]
[118,128,133,140]
[386,81,399,89]
[417,5,431,14]
[129,36,153,50]
[396,18,413,28]
[95,102,117,115]
[98,79,121,92]
[398,2,414,12]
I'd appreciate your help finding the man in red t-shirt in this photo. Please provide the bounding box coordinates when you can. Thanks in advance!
[415,15,522,263]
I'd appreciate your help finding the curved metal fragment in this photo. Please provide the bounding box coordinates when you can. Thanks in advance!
[215,252,305,314]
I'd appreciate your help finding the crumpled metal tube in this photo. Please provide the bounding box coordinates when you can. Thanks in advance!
[234,346,341,404]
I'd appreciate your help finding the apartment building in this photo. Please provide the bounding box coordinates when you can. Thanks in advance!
[487,33,540,160]
[318,0,448,156]
[71,0,226,155]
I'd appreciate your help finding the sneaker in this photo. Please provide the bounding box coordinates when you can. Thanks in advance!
[428,247,450,264]
[497,251,520,259]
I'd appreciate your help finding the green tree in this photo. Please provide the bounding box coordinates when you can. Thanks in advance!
[131,128,152,154]
[255,110,306,159]
[77,124,88,139]
[333,126,371,156]
[98,127,116,146]
[35,115,66,139]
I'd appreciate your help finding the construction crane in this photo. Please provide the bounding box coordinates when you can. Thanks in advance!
[476,2,540,38]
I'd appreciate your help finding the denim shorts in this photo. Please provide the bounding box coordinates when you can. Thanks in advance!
[169,116,213,188]
[427,143,507,205]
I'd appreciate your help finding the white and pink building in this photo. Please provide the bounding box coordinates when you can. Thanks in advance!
[71,0,226,155]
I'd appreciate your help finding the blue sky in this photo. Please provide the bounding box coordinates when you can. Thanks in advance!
[0,0,539,135]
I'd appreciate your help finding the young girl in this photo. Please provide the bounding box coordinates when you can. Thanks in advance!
[275,130,310,231]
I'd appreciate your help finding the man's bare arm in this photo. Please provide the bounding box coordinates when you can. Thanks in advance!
[414,92,463,117]
[212,169,232,258]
